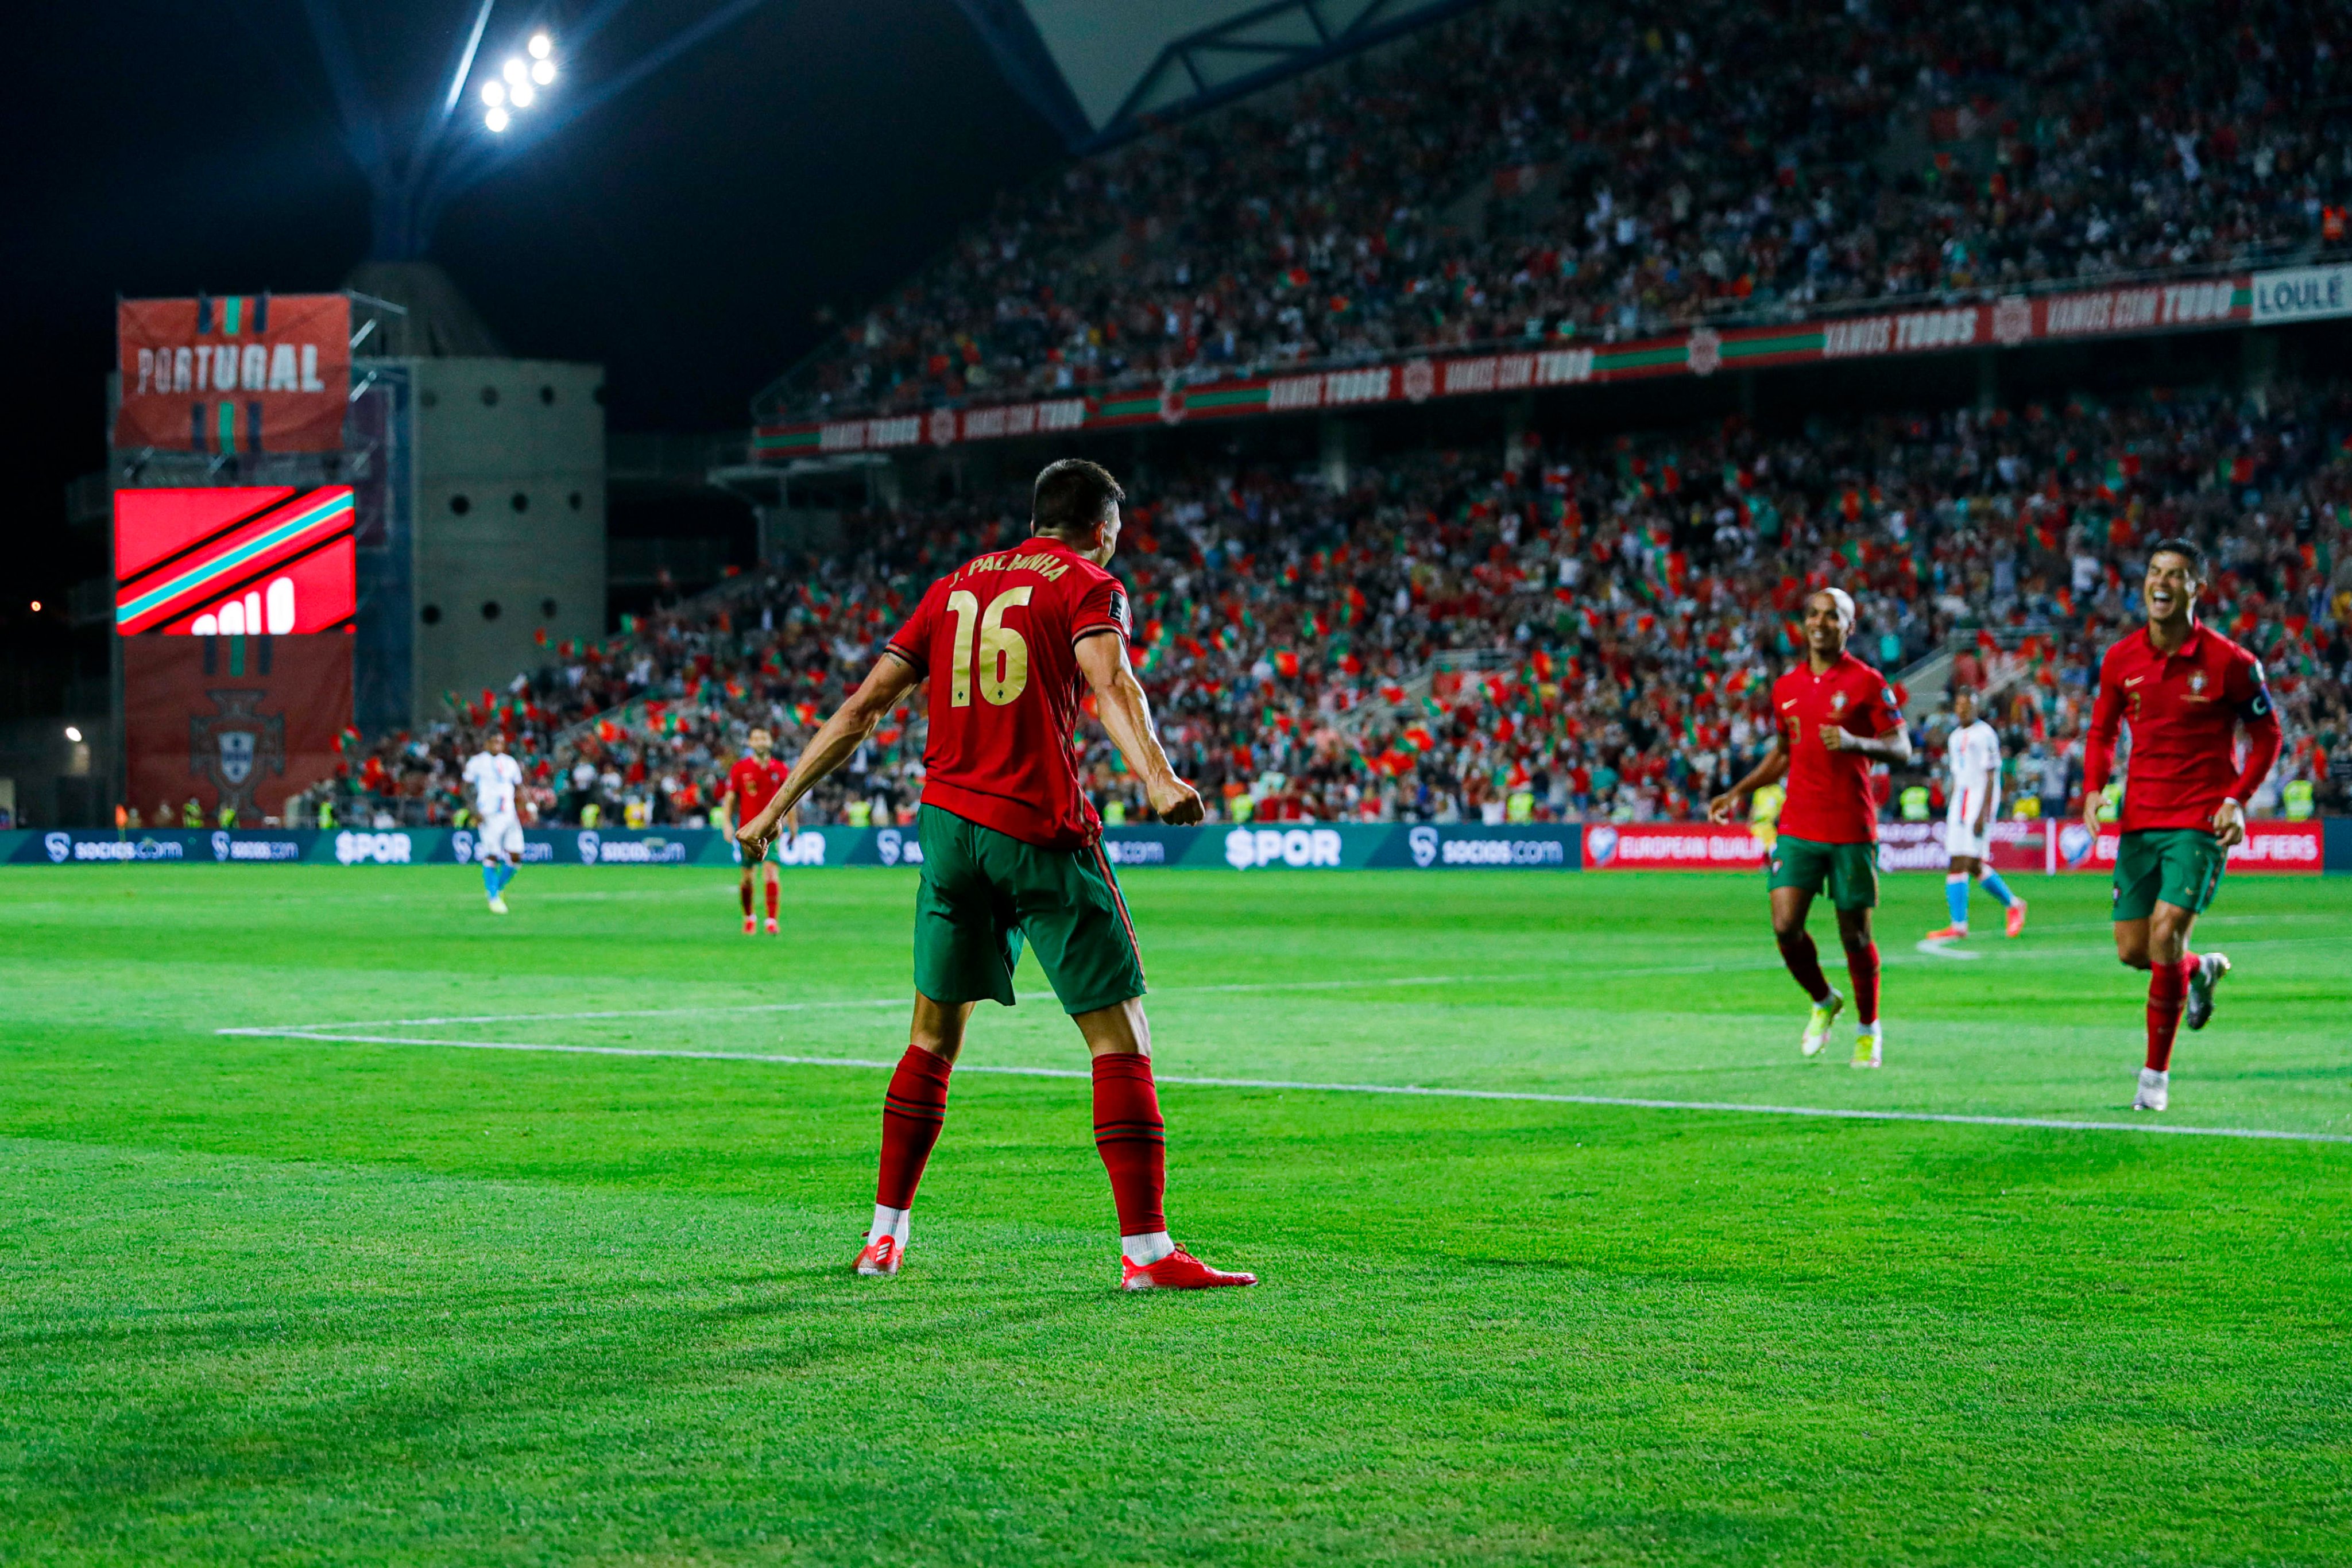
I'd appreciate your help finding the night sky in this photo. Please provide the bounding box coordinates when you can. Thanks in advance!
[1,0,1062,632]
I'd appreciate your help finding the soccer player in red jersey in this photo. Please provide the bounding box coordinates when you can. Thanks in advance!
[2082,539,2282,1112]
[720,727,791,934]
[737,459,1255,1291]
[1710,588,1914,1067]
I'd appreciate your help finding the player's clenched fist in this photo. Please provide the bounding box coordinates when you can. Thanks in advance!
[1150,777,1205,826]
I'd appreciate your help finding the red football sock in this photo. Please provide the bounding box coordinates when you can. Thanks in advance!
[1848,941,1882,1025]
[876,1046,953,1209]
[1091,1052,1167,1236]
[739,881,753,916]
[2145,957,2192,1072]
[1775,930,1832,1004]
[765,879,780,919]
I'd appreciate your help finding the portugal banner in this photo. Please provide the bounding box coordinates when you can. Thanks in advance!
[124,634,352,824]
[115,293,351,455]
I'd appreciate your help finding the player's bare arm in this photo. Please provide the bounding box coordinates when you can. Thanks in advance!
[1709,734,1788,823]
[1817,721,1913,764]
[737,652,923,856]
[1073,631,1203,825]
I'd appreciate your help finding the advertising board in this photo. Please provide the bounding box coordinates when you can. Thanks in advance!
[3,822,2334,873]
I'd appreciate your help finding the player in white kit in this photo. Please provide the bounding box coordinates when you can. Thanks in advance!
[462,731,527,914]
[1925,687,2026,940]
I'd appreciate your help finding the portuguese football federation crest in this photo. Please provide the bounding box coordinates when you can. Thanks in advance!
[191,688,285,818]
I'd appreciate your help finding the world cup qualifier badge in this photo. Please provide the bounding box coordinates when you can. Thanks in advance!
[189,689,284,819]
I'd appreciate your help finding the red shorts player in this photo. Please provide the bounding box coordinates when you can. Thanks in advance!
[721,728,791,934]
[1711,587,1914,1067]
[2083,538,2282,1112]
[738,458,1254,1291]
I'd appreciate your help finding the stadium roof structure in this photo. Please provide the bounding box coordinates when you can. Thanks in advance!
[951,0,1493,149]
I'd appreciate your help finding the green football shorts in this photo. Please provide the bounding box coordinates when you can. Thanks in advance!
[912,803,1147,1015]
[1765,834,1880,910]
[2111,827,2226,922]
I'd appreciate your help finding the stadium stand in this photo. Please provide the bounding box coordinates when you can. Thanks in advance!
[759,0,2352,424]
[314,380,2352,833]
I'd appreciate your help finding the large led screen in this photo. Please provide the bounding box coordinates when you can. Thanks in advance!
[115,486,357,635]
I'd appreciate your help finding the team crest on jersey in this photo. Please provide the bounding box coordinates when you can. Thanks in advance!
[2187,669,2207,694]
[1831,690,1848,712]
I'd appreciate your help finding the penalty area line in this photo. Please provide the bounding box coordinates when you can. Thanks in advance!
[210,1028,2352,1146]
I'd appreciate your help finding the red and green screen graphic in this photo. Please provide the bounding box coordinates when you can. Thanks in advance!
[114,487,357,636]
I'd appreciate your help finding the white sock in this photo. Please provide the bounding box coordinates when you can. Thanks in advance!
[1860,1019,1883,1037]
[2140,1067,2168,1086]
[1121,1230,1175,1265]
[870,1204,910,1245]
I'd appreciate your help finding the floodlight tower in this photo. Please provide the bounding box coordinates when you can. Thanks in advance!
[293,0,775,260]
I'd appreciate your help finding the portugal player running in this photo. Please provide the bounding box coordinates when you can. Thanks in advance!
[721,727,789,934]
[1710,588,1913,1067]
[2083,539,2281,1113]
[737,458,1255,1291]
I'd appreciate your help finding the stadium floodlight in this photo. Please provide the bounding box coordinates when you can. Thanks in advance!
[64,726,82,743]
[289,0,777,255]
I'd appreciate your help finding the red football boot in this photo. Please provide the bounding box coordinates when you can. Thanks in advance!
[764,916,780,934]
[743,915,756,935]
[2005,898,2028,938]
[852,1234,903,1277]
[1923,923,1968,941]
[1121,1246,1256,1291]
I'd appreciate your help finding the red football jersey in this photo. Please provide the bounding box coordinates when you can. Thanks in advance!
[726,754,790,820]
[887,536,1129,849]
[1771,651,1904,845]
[2084,624,2282,833]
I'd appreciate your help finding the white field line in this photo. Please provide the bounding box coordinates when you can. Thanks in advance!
[211,1026,2352,1147]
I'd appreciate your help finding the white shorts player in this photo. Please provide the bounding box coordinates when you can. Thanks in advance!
[1944,716,2001,859]
[462,740,527,912]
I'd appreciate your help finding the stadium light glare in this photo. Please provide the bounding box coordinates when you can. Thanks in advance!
[28,600,40,611]
[531,57,556,86]
[481,79,506,107]
[528,32,552,59]
[510,81,535,107]
[502,56,528,86]
[64,726,82,743]
[485,105,510,131]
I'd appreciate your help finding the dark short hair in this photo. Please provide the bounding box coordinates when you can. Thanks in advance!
[2147,536,2204,574]
[1031,458,1124,537]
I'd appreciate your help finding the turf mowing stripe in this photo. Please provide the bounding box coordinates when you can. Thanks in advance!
[212,1028,2352,1145]
[218,974,1499,1032]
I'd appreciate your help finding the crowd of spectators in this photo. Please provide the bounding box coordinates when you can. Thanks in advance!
[317,377,2352,833]
[768,0,2352,424]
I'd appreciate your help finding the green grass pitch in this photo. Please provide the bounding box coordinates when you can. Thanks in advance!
[2,864,2348,1566]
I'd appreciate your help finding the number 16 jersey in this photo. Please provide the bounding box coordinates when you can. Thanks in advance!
[887,535,1131,850]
